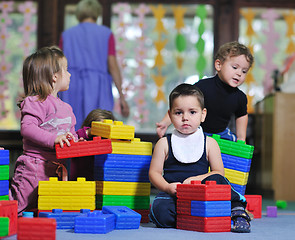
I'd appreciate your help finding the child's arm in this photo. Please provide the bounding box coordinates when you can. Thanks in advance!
[235,114,248,141]
[149,137,181,196]
[156,112,172,138]
[183,137,224,184]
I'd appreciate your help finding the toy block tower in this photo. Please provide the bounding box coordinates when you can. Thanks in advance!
[211,135,254,195]
[176,181,231,232]
[0,150,9,200]
[92,120,152,222]
[38,177,96,211]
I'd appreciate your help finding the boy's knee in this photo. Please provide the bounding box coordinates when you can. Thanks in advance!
[202,173,228,185]
[150,203,176,228]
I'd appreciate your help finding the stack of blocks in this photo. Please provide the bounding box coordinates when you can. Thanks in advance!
[38,177,96,211]
[176,181,231,232]
[0,200,18,238]
[0,150,9,201]
[211,134,254,195]
[92,120,152,222]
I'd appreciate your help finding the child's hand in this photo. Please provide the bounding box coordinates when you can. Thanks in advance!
[77,137,86,142]
[165,182,181,196]
[0,147,4,150]
[156,122,168,138]
[55,132,75,148]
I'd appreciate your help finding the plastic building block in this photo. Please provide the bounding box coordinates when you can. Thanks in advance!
[245,195,262,218]
[96,181,151,196]
[111,138,152,156]
[17,217,56,240]
[0,200,17,236]
[221,153,252,172]
[177,199,191,215]
[0,195,9,200]
[0,165,9,180]
[177,215,231,232]
[224,168,249,185]
[94,154,151,169]
[91,120,135,140]
[0,180,9,196]
[102,206,141,229]
[94,167,150,182]
[0,217,9,237]
[38,177,95,196]
[230,183,246,195]
[0,150,9,165]
[38,195,95,211]
[39,209,91,229]
[276,200,287,209]
[96,195,150,210]
[55,136,112,159]
[211,134,254,159]
[191,200,231,217]
[22,212,34,218]
[133,209,150,223]
[267,206,277,217]
[177,181,231,201]
[74,210,115,234]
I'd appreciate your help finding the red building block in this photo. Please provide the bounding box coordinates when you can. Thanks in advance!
[177,181,231,201]
[133,209,150,223]
[177,215,231,232]
[18,217,56,240]
[0,200,17,236]
[55,137,112,159]
[245,195,262,218]
[176,199,191,215]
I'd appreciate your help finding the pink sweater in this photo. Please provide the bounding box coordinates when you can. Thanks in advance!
[20,95,78,162]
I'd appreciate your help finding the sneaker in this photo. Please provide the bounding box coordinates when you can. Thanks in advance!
[231,209,251,233]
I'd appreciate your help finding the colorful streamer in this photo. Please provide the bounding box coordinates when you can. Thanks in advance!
[283,11,295,54]
[150,5,167,104]
[195,5,207,79]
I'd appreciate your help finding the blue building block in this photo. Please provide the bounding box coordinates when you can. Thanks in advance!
[102,206,141,229]
[0,150,9,165]
[94,167,149,182]
[230,183,246,195]
[191,201,231,217]
[0,180,9,196]
[221,153,251,173]
[74,210,115,234]
[94,154,151,169]
[39,209,91,229]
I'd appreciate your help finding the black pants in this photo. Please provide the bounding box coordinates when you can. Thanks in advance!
[149,174,247,228]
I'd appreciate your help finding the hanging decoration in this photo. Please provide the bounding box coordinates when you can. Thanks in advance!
[150,4,167,104]
[172,5,187,80]
[195,5,207,79]
[283,10,295,54]
[16,1,36,119]
[112,3,132,115]
[133,4,150,123]
[0,1,13,121]
[240,8,257,113]
[261,9,280,95]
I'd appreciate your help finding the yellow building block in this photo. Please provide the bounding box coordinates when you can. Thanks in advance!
[224,168,249,185]
[91,119,135,140]
[111,138,152,155]
[38,177,96,196]
[96,181,151,196]
[38,196,95,210]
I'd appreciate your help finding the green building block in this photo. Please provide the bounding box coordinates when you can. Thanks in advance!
[0,165,9,180]
[96,195,150,210]
[0,195,9,201]
[276,200,287,209]
[0,217,9,237]
[211,134,254,159]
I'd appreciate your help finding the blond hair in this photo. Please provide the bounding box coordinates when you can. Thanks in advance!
[76,0,101,22]
[214,41,254,68]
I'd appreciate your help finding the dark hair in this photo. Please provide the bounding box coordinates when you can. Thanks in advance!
[19,46,64,107]
[81,109,115,128]
[169,83,205,110]
[214,41,254,68]
[76,0,101,22]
